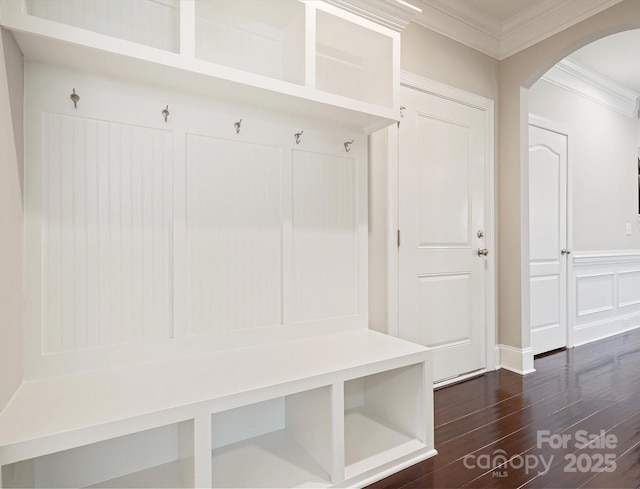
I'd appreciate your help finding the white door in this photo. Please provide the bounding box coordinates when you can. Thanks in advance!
[528,119,568,355]
[398,85,487,383]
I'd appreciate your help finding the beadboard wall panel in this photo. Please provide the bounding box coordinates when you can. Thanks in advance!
[292,149,358,322]
[185,134,283,334]
[25,63,366,377]
[42,113,173,353]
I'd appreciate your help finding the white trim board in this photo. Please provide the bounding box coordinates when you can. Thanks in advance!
[573,250,640,265]
[540,58,640,118]
[497,344,535,375]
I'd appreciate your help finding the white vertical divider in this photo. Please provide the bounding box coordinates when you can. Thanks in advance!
[179,0,196,57]
[390,30,401,113]
[193,415,212,488]
[304,2,316,89]
[332,381,345,483]
[178,420,195,488]
[421,360,434,448]
[285,387,333,480]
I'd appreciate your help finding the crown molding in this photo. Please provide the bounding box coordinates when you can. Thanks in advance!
[541,58,640,118]
[322,0,422,32]
[500,0,624,59]
[412,1,500,58]
[413,0,623,60]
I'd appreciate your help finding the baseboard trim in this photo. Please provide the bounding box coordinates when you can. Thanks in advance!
[498,344,536,375]
[574,317,640,347]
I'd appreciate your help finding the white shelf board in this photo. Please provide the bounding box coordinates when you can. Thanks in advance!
[0,330,429,465]
[87,460,185,488]
[1,16,396,133]
[344,408,426,480]
[211,429,331,488]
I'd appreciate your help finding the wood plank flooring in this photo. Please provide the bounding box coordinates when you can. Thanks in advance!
[368,328,640,488]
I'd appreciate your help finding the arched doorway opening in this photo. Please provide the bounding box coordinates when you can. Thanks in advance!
[496,0,640,373]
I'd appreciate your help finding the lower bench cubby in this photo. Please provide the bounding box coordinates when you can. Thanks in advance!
[210,387,334,488]
[1,422,195,488]
[344,364,427,479]
[0,331,434,489]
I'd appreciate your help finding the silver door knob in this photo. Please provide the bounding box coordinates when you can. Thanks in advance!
[561,248,571,255]
[477,248,489,256]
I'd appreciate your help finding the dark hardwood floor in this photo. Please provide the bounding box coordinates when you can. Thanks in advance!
[368,328,640,488]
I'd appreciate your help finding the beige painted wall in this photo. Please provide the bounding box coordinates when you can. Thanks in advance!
[401,23,499,101]
[0,28,24,411]
[529,79,640,251]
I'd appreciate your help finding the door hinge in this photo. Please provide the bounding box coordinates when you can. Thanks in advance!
[397,230,401,247]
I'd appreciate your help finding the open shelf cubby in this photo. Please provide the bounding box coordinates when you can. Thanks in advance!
[24,0,179,52]
[194,0,306,85]
[1,421,195,488]
[315,8,394,108]
[210,388,334,488]
[344,364,427,479]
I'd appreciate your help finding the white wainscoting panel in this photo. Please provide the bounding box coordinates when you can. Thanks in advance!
[185,134,283,334]
[576,273,615,317]
[617,270,640,308]
[42,113,173,353]
[572,252,640,345]
[292,150,358,322]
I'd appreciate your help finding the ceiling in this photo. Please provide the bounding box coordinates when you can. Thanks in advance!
[413,0,639,95]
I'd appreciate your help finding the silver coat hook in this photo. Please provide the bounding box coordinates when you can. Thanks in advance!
[234,118,242,134]
[162,105,170,123]
[398,106,406,127]
[294,131,304,144]
[344,140,354,152]
[70,88,80,109]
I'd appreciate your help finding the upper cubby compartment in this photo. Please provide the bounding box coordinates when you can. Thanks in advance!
[0,0,420,133]
[25,0,179,52]
[315,7,394,108]
[194,0,305,85]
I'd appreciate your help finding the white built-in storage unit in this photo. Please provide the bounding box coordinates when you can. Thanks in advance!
[0,1,434,487]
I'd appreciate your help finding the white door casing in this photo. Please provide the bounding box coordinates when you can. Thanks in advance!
[528,116,570,355]
[398,75,495,384]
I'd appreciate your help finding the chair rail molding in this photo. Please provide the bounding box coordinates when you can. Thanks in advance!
[572,250,640,265]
